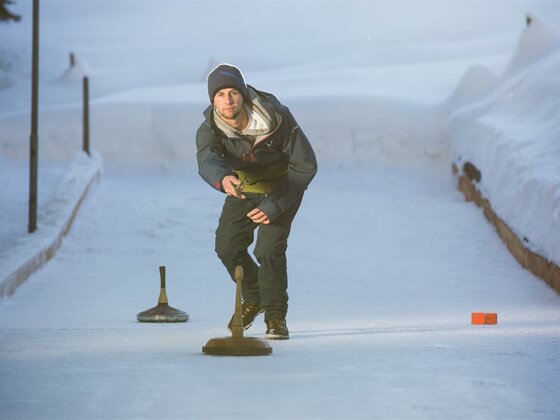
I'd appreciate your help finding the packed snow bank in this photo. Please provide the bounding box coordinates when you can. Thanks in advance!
[0,93,446,168]
[447,16,560,267]
[0,151,102,297]
[502,13,560,77]
[443,65,498,110]
[0,157,66,252]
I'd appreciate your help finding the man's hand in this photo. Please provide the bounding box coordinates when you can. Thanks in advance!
[247,208,270,224]
[222,175,245,199]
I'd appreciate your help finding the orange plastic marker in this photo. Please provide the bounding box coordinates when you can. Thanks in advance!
[471,312,498,325]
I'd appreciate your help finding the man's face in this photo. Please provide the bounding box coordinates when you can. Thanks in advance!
[213,88,244,120]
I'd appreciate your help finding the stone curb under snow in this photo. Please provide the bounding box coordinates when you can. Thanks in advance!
[455,162,560,295]
[0,151,102,298]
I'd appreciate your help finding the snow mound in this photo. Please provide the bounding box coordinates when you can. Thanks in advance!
[444,65,498,109]
[58,53,91,82]
[503,13,560,77]
[447,17,560,265]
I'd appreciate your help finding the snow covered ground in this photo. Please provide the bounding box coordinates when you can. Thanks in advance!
[2,164,560,419]
[1,0,560,419]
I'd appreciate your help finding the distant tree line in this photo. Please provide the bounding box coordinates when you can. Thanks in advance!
[1,0,20,23]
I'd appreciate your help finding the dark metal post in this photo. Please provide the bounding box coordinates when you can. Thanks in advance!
[82,76,90,155]
[28,0,40,233]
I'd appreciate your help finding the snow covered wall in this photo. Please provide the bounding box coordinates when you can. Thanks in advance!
[447,15,560,270]
[0,151,102,297]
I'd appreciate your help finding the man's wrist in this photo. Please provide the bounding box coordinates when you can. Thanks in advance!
[257,199,281,223]
[219,173,238,191]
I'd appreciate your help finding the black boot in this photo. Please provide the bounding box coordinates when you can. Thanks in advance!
[227,301,263,331]
[265,319,289,340]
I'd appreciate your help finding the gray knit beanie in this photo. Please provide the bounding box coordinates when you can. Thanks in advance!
[207,64,249,103]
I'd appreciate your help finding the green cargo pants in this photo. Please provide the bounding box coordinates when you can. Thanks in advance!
[215,193,303,321]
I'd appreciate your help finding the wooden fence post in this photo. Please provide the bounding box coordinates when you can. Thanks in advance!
[83,76,90,156]
[28,0,40,233]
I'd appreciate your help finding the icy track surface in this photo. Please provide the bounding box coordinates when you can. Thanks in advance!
[1,164,559,419]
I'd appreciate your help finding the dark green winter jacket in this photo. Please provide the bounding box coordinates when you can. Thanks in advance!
[196,87,317,222]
